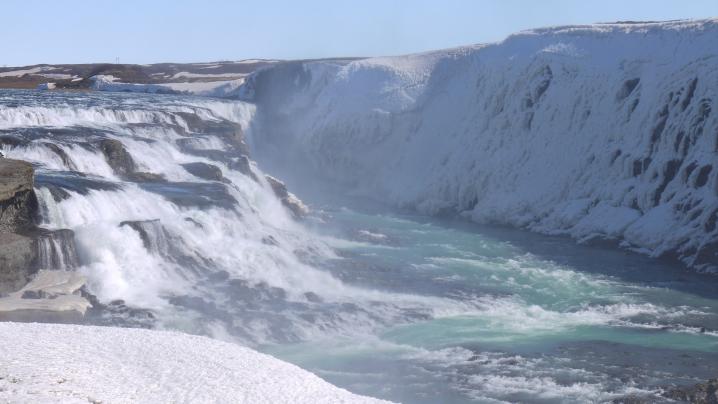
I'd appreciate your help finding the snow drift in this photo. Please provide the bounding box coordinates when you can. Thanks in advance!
[242,19,718,272]
[0,322,390,404]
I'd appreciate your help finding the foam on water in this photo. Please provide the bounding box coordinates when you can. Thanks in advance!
[2,89,717,403]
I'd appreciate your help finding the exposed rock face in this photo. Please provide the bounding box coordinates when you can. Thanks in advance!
[265,175,309,218]
[174,112,250,155]
[97,138,164,182]
[0,159,37,231]
[98,139,136,176]
[664,379,718,404]
[0,159,82,298]
[229,155,259,182]
[0,232,35,295]
[182,162,224,182]
[0,159,39,294]
[120,219,167,253]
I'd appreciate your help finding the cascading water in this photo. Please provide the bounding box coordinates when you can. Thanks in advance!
[36,229,79,270]
[2,88,717,403]
[0,89,475,342]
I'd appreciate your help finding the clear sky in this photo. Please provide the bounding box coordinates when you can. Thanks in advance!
[1,0,716,66]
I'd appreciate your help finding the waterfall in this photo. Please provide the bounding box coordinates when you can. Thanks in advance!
[0,89,477,346]
[36,229,79,270]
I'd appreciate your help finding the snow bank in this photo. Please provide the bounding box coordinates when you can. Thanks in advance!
[243,19,718,272]
[0,323,390,404]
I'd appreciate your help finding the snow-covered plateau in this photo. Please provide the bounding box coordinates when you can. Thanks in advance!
[0,322,390,404]
[241,19,718,272]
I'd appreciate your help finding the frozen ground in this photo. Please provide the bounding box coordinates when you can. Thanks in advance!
[0,322,391,404]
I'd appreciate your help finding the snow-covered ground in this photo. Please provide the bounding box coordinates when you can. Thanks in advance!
[0,323,390,404]
[243,18,718,272]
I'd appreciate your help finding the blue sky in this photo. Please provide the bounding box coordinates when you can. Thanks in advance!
[1,0,716,66]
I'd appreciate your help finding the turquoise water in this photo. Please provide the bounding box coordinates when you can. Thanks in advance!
[265,206,718,403]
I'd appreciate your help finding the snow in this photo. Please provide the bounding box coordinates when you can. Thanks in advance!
[36,83,56,90]
[0,66,58,77]
[0,322,391,404]
[170,71,246,79]
[243,18,718,271]
[90,75,247,97]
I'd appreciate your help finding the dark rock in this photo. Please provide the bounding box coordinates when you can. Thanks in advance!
[120,219,165,252]
[682,77,699,111]
[97,138,136,176]
[303,291,323,303]
[0,232,35,295]
[21,290,45,299]
[184,217,203,228]
[265,175,309,218]
[138,181,237,209]
[174,112,249,155]
[617,78,640,101]
[125,172,166,183]
[42,142,76,170]
[262,235,279,246]
[266,175,289,198]
[664,378,718,404]
[182,162,224,181]
[0,159,38,231]
[696,165,713,188]
[229,155,259,182]
[42,183,72,202]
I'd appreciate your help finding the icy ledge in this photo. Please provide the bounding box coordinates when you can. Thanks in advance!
[0,323,391,404]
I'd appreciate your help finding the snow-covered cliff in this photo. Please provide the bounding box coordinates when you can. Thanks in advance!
[243,19,718,272]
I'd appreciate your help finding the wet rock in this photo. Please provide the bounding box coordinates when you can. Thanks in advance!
[664,378,718,404]
[229,155,259,182]
[303,292,323,303]
[182,162,224,182]
[96,139,166,182]
[120,219,164,252]
[138,181,237,209]
[174,112,249,155]
[265,175,309,218]
[617,78,640,101]
[0,159,40,294]
[98,138,136,176]
[42,142,76,170]
[0,159,38,231]
[125,172,166,183]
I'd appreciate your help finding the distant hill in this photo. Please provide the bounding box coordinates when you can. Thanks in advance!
[0,60,279,90]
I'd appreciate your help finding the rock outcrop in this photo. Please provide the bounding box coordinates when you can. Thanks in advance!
[97,138,165,182]
[182,162,225,182]
[0,159,38,294]
[664,379,718,404]
[0,232,35,295]
[0,159,37,231]
[0,158,88,321]
[265,175,309,218]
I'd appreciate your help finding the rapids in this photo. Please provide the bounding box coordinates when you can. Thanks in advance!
[1,89,716,403]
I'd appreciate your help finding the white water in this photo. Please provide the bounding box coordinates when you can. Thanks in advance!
[0,90,483,345]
